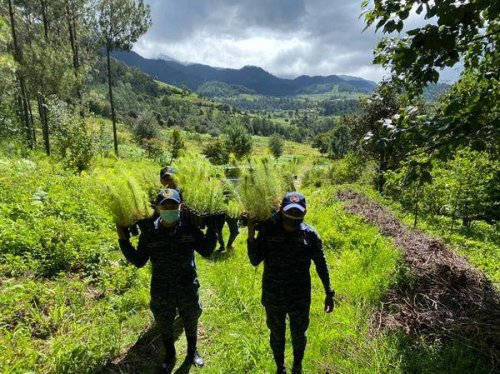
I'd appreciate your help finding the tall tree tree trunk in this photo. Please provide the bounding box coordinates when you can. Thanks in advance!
[106,44,118,156]
[8,0,35,149]
[27,93,36,145]
[66,0,81,99]
[37,94,50,155]
[40,0,49,40]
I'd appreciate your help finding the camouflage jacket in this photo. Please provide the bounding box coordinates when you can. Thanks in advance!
[247,215,333,310]
[119,218,216,299]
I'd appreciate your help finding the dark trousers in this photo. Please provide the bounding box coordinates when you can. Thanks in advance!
[218,217,239,247]
[150,287,202,355]
[265,306,310,365]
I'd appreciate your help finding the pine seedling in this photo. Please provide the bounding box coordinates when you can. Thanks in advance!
[96,167,154,226]
[173,154,225,215]
[238,157,285,221]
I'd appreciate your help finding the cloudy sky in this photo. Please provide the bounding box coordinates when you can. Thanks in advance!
[133,0,461,82]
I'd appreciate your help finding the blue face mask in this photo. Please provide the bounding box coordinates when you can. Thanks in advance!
[160,209,180,224]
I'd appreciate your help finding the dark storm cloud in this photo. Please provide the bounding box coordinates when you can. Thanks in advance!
[133,0,424,81]
[144,0,306,41]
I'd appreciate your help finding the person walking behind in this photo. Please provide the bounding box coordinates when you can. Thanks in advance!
[117,188,217,373]
[216,215,240,252]
[247,192,335,374]
[217,178,240,252]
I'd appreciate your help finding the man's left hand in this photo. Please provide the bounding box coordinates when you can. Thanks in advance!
[324,294,335,313]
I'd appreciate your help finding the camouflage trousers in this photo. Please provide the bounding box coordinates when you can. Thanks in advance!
[265,305,310,365]
[150,286,202,340]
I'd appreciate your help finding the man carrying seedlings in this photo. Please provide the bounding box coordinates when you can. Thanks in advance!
[116,188,217,372]
[247,192,335,374]
[160,165,179,191]
[150,165,182,222]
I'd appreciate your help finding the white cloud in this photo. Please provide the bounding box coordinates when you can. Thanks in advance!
[133,0,460,82]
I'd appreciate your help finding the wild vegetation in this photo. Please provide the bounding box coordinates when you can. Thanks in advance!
[0,0,498,373]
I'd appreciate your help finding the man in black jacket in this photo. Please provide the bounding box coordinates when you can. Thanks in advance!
[247,192,335,374]
[117,188,217,372]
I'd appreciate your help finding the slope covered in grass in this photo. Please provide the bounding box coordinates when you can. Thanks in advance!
[1,152,496,373]
[0,155,157,373]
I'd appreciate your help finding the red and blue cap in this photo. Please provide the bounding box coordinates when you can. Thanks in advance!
[156,188,181,205]
[282,192,306,213]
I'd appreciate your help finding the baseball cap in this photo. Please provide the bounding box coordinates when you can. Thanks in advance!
[160,165,176,179]
[282,192,306,213]
[156,188,181,205]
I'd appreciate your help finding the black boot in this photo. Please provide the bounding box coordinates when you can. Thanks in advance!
[276,363,286,374]
[292,352,303,374]
[291,362,302,374]
[161,338,176,373]
[186,335,204,367]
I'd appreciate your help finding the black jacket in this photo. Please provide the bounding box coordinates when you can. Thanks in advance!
[248,215,333,310]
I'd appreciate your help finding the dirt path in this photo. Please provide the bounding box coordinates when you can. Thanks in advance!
[338,190,500,367]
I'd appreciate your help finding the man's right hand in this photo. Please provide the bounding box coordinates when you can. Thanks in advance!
[116,225,130,241]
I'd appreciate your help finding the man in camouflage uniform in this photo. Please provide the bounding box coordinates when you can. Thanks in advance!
[247,192,335,374]
[117,188,217,372]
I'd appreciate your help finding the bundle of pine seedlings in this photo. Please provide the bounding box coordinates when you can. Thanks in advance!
[94,163,156,227]
[223,179,244,219]
[238,157,285,222]
[173,154,225,215]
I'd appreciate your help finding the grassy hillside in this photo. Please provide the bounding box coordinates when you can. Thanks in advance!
[1,134,496,372]
[0,151,402,373]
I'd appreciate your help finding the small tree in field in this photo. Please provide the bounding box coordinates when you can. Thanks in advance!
[203,140,229,165]
[133,112,160,142]
[224,124,252,159]
[269,134,284,159]
[169,128,185,161]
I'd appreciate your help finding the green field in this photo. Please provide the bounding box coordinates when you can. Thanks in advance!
[1,141,496,373]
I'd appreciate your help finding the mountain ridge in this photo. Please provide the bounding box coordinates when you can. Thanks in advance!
[112,51,377,97]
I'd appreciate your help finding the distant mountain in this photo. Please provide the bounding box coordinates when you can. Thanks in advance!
[112,51,377,97]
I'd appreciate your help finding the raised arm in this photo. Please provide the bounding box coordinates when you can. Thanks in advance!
[117,226,151,268]
[193,225,217,258]
[247,221,266,266]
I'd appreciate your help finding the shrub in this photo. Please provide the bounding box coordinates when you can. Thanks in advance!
[50,99,96,171]
[384,149,498,227]
[327,153,364,184]
[203,140,229,165]
[268,134,284,159]
[132,112,161,142]
[428,149,497,226]
[329,124,351,159]
[168,128,185,160]
[224,124,252,159]
[140,138,165,160]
